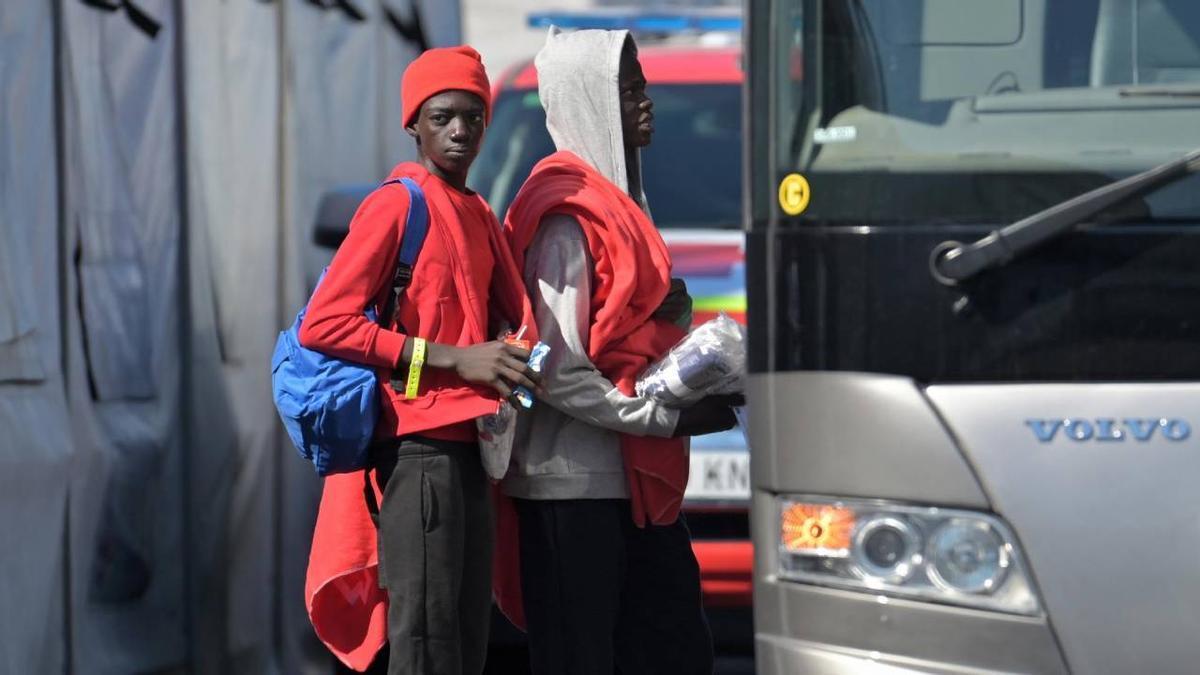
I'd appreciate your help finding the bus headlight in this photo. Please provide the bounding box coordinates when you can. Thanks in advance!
[927,520,1007,594]
[777,497,1040,615]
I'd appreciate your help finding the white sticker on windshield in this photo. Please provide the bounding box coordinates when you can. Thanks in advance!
[814,126,857,144]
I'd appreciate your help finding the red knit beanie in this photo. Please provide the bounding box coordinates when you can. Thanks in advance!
[401,45,492,128]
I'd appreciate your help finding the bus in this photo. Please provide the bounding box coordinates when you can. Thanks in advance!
[745,1,1200,673]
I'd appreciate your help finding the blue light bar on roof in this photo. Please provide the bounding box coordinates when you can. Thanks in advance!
[528,10,742,34]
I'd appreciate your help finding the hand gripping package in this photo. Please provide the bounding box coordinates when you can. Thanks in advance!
[477,332,550,480]
[635,313,746,408]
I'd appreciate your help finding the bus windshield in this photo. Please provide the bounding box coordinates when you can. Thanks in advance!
[776,0,1200,225]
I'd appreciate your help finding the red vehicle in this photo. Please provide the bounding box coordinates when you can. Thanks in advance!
[468,14,751,649]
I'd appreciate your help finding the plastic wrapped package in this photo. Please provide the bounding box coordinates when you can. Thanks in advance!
[478,402,517,481]
[636,313,746,408]
[513,342,550,409]
[478,340,550,480]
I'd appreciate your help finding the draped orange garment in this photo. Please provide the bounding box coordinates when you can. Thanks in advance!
[495,150,689,626]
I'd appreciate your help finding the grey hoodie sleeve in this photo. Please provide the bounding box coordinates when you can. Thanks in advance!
[526,215,679,438]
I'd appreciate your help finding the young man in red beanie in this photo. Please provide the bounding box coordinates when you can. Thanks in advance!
[299,46,538,675]
[501,30,741,675]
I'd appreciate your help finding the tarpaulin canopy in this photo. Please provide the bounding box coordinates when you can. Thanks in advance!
[0,1,460,672]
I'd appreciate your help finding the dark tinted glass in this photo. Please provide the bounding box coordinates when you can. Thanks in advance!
[748,225,1200,382]
[750,0,1200,382]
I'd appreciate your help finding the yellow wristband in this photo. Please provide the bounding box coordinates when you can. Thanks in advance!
[405,338,426,399]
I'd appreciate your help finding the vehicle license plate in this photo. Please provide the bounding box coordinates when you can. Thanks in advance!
[686,450,751,501]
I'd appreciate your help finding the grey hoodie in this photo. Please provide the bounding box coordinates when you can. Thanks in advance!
[501,28,680,501]
[536,27,647,203]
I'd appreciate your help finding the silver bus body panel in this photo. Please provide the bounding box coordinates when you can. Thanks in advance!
[756,633,1046,674]
[926,383,1200,675]
[748,371,988,508]
[751,371,1200,672]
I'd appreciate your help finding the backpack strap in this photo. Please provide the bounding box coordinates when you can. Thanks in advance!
[376,176,429,329]
[377,177,430,394]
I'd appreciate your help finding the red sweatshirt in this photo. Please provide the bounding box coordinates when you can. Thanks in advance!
[505,150,688,528]
[299,162,524,440]
[494,151,688,630]
[299,162,535,670]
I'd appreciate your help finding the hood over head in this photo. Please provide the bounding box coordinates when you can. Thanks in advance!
[534,27,648,209]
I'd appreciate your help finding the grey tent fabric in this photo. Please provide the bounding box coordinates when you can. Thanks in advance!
[182,0,288,670]
[0,3,72,673]
[0,1,460,672]
[0,226,46,382]
[0,0,53,387]
[59,0,189,670]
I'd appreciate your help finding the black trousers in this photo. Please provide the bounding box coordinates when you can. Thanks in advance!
[372,437,493,675]
[514,498,714,675]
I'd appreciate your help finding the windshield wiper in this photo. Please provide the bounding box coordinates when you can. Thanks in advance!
[929,147,1200,286]
[1120,87,1200,98]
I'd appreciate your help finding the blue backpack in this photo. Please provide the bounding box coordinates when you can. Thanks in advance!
[271,177,429,476]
